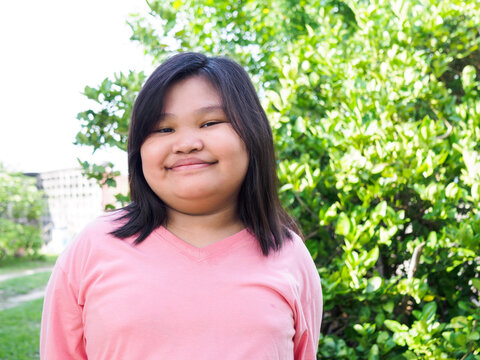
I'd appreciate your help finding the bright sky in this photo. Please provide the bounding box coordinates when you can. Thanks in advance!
[0,0,153,174]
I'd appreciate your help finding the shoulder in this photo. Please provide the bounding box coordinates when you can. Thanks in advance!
[275,231,321,291]
[68,211,126,250]
[79,210,126,238]
[277,231,315,266]
[55,211,128,271]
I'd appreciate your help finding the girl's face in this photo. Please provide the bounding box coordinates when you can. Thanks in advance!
[140,75,249,215]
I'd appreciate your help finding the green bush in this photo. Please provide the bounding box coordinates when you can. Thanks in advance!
[0,166,45,258]
[76,0,480,358]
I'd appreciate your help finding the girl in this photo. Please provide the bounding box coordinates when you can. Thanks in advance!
[40,52,322,359]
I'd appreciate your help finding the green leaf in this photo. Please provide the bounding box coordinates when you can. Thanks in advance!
[462,65,476,89]
[384,320,408,333]
[472,183,479,201]
[450,316,468,329]
[420,302,437,323]
[266,90,283,111]
[371,163,387,174]
[354,324,365,335]
[372,201,387,223]
[471,278,480,292]
[335,212,351,236]
[367,345,379,360]
[364,247,379,269]
[295,116,306,133]
[382,301,394,314]
[366,276,382,293]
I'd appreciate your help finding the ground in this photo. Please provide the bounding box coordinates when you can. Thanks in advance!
[0,256,56,360]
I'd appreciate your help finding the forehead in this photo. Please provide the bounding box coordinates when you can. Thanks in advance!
[162,76,223,114]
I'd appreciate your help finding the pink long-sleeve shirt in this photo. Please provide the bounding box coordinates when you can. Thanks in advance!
[41,214,322,359]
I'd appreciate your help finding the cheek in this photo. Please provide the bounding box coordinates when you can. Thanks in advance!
[237,147,249,172]
[228,140,249,180]
[140,140,164,170]
[235,137,249,167]
[139,147,152,176]
[223,128,248,161]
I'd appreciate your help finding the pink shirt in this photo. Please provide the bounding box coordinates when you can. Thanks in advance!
[41,214,322,359]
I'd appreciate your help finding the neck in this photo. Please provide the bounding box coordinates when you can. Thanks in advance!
[165,204,245,247]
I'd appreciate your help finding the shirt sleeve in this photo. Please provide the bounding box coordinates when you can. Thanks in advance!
[292,240,323,360]
[40,263,87,359]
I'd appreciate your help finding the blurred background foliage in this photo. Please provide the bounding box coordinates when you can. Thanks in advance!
[76,0,480,358]
[0,165,45,259]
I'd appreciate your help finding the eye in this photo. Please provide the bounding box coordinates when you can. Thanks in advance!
[153,128,174,134]
[201,121,223,128]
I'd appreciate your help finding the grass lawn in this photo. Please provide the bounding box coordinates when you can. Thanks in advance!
[0,255,56,359]
[0,298,43,360]
[0,272,52,302]
[0,255,57,275]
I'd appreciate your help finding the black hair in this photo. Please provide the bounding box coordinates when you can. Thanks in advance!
[111,52,301,255]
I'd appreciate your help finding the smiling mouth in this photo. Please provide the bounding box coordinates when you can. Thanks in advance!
[167,161,217,171]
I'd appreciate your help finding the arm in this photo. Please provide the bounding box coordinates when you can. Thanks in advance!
[40,264,87,359]
[292,242,323,360]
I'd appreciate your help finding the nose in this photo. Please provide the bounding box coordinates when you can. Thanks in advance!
[171,131,204,154]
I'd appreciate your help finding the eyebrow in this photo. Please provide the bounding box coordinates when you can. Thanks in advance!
[159,105,225,120]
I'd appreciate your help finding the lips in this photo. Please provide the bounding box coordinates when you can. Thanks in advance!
[167,157,216,170]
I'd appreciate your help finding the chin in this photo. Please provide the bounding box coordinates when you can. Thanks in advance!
[167,202,220,216]
[174,184,220,199]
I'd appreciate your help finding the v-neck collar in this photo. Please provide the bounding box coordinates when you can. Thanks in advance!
[153,226,253,261]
